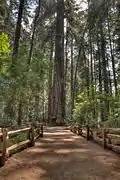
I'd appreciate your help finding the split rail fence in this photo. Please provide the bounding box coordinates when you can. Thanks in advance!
[70,125,120,154]
[0,124,43,166]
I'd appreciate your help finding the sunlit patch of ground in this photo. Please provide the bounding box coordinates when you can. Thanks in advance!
[62,138,78,142]
[54,148,72,154]
[0,127,120,180]
[41,138,55,142]
[29,148,51,153]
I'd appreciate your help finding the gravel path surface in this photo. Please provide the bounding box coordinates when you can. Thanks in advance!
[0,127,120,180]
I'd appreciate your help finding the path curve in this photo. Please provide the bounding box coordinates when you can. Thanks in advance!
[0,127,120,180]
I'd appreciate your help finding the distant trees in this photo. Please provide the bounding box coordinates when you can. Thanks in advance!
[73,0,120,127]
[0,0,120,127]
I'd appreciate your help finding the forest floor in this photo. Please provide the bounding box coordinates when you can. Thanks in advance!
[0,127,120,180]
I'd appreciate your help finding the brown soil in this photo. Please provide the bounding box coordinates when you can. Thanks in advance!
[0,127,120,180]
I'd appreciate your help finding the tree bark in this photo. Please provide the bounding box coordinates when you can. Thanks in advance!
[52,0,65,125]
[64,24,69,120]
[11,0,25,70]
[48,37,54,123]
[100,20,109,121]
[28,0,41,65]
[18,99,22,126]
[107,17,117,94]
[70,36,74,120]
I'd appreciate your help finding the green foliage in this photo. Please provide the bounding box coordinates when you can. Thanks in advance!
[0,33,11,73]
[0,33,11,58]
[0,133,27,151]
[73,89,97,125]
[0,48,49,126]
[73,89,120,127]
[105,91,120,127]
[8,133,27,147]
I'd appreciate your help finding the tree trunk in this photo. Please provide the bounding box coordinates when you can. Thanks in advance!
[18,99,22,126]
[107,17,117,94]
[73,45,82,109]
[52,0,65,125]
[96,29,104,122]
[28,0,41,65]
[48,37,54,123]
[11,0,25,71]
[70,36,74,120]
[100,20,109,121]
[35,85,40,122]
[64,24,69,120]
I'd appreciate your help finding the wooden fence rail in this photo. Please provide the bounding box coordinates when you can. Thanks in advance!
[0,124,43,167]
[70,125,120,154]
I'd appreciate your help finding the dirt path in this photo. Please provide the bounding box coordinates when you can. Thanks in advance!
[0,127,120,180]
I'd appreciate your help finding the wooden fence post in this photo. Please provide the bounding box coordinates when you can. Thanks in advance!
[27,128,31,147]
[27,128,31,140]
[90,128,93,140]
[0,128,7,166]
[78,125,82,136]
[40,124,43,137]
[74,126,77,134]
[103,128,106,149]
[87,126,90,140]
[30,126,35,146]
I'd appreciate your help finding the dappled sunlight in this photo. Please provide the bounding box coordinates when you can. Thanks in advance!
[69,135,81,139]
[72,148,89,153]
[61,138,76,142]
[29,148,51,153]
[0,127,120,180]
[41,138,55,142]
[45,132,69,135]
[54,148,89,154]
[58,137,77,141]
[93,154,120,167]
[0,163,47,180]
[54,148,72,154]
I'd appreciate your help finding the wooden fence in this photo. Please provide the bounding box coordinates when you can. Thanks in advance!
[70,125,120,154]
[0,124,43,167]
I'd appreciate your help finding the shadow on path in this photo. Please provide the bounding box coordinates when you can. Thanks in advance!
[0,127,120,180]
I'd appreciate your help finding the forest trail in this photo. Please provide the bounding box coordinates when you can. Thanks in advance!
[0,127,120,180]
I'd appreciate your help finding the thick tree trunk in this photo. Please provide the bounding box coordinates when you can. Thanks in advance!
[107,18,117,94]
[64,24,69,120]
[70,36,74,120]
[48,38,54,123]
[96,30,104,122]
[100,21,109,121]
[73,45,82,109]
[52,0,65,125]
